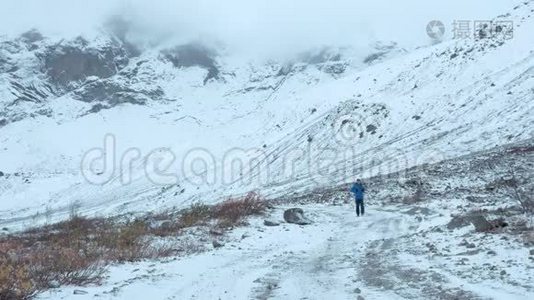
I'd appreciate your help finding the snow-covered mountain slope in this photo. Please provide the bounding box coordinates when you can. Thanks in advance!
[35,139,534,299]
[0,37,403,224]
[10,116,529,299]
[1,1,533,227]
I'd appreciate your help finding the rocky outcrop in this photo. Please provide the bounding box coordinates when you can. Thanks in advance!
[162,43,219,84]
[73,79,163,106]
[41,37,130,89]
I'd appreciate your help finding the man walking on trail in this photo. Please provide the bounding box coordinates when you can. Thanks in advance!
[351,179,365,216]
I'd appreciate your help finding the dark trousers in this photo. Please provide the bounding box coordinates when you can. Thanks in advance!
[355,200,364,216]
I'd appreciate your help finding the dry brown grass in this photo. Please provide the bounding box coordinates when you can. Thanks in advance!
[0,237,105,299]
[213,192,267,228]
[178,202,212,228]
[0,192,268,299]
[0,252,35,300]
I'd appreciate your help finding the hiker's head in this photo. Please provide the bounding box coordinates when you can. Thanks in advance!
[356,179,361,183]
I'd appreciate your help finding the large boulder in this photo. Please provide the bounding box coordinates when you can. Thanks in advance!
[448,213,506,232]
[469,215,493,232]
[212,240,224,248]
[447,215,471,230]
[283,208,312,225]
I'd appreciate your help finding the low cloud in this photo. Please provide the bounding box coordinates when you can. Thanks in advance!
[0,0,514,58]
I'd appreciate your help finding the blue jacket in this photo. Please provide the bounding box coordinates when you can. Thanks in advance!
[351,183,365,201]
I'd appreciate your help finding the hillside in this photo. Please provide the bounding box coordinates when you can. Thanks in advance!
[1,1,534,228]
[1,1,534,299]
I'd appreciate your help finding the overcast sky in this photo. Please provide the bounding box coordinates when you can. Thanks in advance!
[0,0,514,57]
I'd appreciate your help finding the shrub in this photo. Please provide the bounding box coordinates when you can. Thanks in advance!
[28,247,105,287]
[0,243,105,299]
[213,192,267,227]
[178,202,212,228]
[0,257,35,300]
[0,192,270,298]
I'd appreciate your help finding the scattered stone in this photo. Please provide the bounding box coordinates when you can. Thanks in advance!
[264,220,280,226]
[212,240,224,248]
[48,280,60,289]
[209,228,224,236]
[357,295,365,300]
[147,219,172,230]
[73,290,88,295]
[160,220,173,229]
[500,270,507,276]
[529,249,534,256]
[0,171,4,177]
[458,249,480,256]
[522,231,534,246]
[354,288,361,294]
[465,195,484,203]
[466,243,476,249]
[366,124,377,134]
[283,208,312,225]
[487,250,497,255]
[491,218,508,229]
